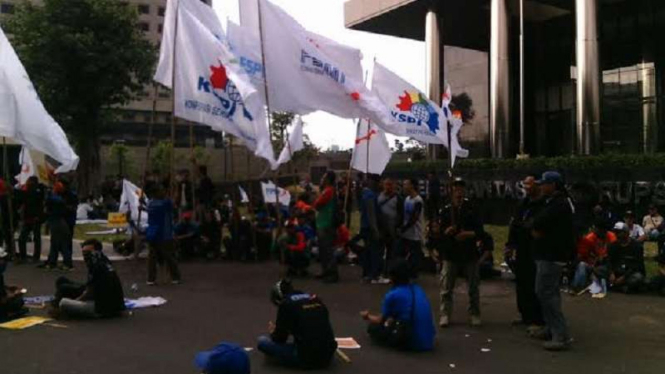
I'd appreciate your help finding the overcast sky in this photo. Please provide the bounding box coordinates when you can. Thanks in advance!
[212,0,426,150]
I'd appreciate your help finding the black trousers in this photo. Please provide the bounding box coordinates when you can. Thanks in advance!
[515,247,544,326]
[54,276,86,306]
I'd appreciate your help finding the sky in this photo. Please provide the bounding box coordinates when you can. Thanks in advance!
[212,0,426,151]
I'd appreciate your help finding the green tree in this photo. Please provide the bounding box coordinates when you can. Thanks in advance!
[7,0,156,193]
[150,140,173,177]
[108,142,132,177]
[270,112,319,163]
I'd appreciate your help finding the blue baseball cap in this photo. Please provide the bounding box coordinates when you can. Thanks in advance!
[536,171,562,185]
[195,342,250,374]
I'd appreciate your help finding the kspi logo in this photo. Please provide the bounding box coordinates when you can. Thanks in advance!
[197,62,253,121]
[392,91,440,134]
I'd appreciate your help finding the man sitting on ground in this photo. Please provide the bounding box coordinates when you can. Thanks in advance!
[608,222,646,294]
[281,220,310,277]
[623,211,647,243]
[360,259,435,352]
[174,211,201,259]
[0,248,28,321]
[257,279,337,369]
[51,239,125,319]
[642,204,663,241]
[572,220,616,296]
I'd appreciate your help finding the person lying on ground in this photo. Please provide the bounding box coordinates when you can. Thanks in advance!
[50,239,125,319]
[257,279,337,369]
[608,222,646,294]
[360,259,436,352]
[0,248,28,321]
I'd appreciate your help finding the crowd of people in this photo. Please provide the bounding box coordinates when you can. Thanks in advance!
[3,166,665,373]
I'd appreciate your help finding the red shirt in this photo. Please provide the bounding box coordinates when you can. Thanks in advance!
[287,232,307,253]
[577,232,617,265]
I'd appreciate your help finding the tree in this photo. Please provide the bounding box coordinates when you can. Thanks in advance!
[108,142,132,177]
[7,0,156,194]
[150,141,173,178]
[270,112,319,163]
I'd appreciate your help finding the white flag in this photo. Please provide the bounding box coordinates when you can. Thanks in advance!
[119,180,149,224]
[272,117,304,170]
[14,146,35,186]
[351,120,392,175]
[238,185,249,203]
[261,181,291,206]
[0,27,79,173]
[371,61,468,166]
[154,0,275,165]
[257,0,399,134]
[238,0,260,38]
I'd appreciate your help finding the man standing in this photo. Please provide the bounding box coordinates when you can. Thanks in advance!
[313,171,338,283]
[399,178,425,278]
[145,184,181,285]
[505,175,545,334]
[531,171,575,351]
[438,178,485,328]
[377,178,402,276]
[257,279,337,369]
[196,165,215,214]
[358,175,383,283]
[17,176,45,263]
[426,173,441,220]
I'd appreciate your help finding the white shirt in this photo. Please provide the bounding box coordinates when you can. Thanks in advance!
[76,203,93,220]
[628,223,645,240]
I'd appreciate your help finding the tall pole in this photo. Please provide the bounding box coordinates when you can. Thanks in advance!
[519,0,525,155]
[2,138,15,257]
[169,0,181,198]
[425,8,442,161]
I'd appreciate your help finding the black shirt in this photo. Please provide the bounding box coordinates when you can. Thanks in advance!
[197,177,215,206]
[85,252,125,317]
[271,292,337,368]
[439,199,485,263]
[507,197,544,260]
[532,193,575,262]
[608,240,645,276]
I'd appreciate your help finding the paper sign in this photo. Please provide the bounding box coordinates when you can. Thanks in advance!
[107,212,128,228]
[0,316,52,330]
[335,337,361,349]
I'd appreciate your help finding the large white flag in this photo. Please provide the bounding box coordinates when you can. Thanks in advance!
[119,180,149,224]
[238,0,260,39]
[14,146,35,186]
[351,120,392,175]
[258,0,399,134]
[261,181,291,206]
[0,27,79,173]
[371,61,468,166]
[272,117,304,170]
[154,0,275,165]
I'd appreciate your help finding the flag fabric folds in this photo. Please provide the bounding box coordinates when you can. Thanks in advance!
[261,181,291,206]
[238,185,250,203]
[272,117,304,170]
[154,0,275,165]
[257,0,401,135]
[15,147,35,186]
[351,120,392,175]
[371,61,468,166]
[119,180,149,224]
[0,26,79,173]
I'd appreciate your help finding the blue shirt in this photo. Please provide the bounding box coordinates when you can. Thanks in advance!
[147,199,174,242]
[360,188,377,229]
[381,284,435,352]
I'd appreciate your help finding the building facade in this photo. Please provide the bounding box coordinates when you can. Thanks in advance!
[345,0,665,158]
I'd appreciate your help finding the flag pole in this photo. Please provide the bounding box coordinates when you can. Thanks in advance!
[2,137,16,258]
[519,0,525,156]
[169,0,181,201]
[257,0,284,265]
[445,93,456,227]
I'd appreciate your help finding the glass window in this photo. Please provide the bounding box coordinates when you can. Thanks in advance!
[138,4,150,14]
[158,6,166,17]
[0,3,15,14]
[158,24,163,34]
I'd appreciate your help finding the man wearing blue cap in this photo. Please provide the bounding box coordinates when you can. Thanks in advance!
[531,171,575,351]
[195,342,250,374]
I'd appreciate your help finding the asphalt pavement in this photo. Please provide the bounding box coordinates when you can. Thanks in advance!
[2,256,664,374]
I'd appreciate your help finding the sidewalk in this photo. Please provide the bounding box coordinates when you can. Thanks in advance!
[18,236,146,262]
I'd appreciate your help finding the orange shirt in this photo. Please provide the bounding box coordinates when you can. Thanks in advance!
[577,232,617,265]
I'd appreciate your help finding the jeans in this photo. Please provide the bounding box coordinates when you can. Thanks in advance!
[148,240,181,283]
[535,261,569,343]
[18,222,42,261]
[59,298,97,319]
[398,238,423,277]
[46,219,72,267]
[515,246,544,326]
[317,226,337,276]
[572,262,608,291]
[257,335,299,367]
[439,260,481,318]
[359,228,382,279]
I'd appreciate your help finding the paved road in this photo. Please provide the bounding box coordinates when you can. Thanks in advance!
[2,259,664,374]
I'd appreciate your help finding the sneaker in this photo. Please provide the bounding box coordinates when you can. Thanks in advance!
[59,265,74,272]
[439,315,450,328]
[592,293,607,299]
[470,315,482,327]
[542,339,571,352]
[530,328,552,341]
[146,281,156,286]
[171,280,181,285]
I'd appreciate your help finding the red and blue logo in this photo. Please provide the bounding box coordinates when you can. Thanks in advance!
[392,91,439,134]
[197,62,253,121]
